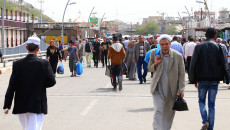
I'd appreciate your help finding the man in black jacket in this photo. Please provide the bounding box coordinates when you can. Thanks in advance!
[189,28,229,130]
[3,36,56,130]
[0,50,3,63]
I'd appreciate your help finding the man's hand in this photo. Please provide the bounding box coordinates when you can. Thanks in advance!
[195,82,198,89]
[93,50,96,52]
[185,59,187,62]
[133,60,136,64]
[178,93,184,98]
[154,55,162,67]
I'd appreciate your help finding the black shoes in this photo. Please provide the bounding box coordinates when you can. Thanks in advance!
[139,81,143,84]
[143,78,146,83]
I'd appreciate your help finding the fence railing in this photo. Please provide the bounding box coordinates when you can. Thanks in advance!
[2,51,46,67]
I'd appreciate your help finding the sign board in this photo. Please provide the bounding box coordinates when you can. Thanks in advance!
[90,17,100,30]
[46,36,68,45]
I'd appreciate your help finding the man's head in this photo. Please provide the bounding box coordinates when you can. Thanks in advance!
[125,37,128,40]
[26,37,40,54]
[182,38,187,43]
[138,35,144,43]
[216,38,222,43]
[205,28,217,39]
[79,39,82,43]
[157,35,172,55]
[222,40,227,45]
[69,40,74,47]
[95,37,98,42]
[76,38,78,41]
[189,37,194,42]
[172,36,178,41]
[112,35,118,43]
[85,39,89,43]
[103,37,107,42]
[149,37,154,44]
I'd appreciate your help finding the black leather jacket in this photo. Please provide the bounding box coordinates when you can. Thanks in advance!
[189,39,229,84]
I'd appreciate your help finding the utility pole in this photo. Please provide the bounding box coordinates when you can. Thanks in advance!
[1,0,6,67]
[38,0,44,23]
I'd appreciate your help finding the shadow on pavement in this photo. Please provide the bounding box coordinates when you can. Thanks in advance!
[92,88,114,93]
[127,107,154,113]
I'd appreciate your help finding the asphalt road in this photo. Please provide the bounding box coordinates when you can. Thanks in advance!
[0,61,230,130]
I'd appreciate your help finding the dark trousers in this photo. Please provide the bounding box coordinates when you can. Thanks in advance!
[101,51,108,66]
[49,59,58,74]
[111,65,122,88]
[137,57,148,82]
[93,52,99,67]
[187,56,192,81]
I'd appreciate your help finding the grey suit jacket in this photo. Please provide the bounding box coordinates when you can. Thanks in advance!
[148,49,185,100]
[133,41,150,62]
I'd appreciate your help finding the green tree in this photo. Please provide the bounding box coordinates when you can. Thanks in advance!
[165,24,178,35]
[136,21,160,35]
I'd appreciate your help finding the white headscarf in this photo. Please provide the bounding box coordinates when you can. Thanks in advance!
[157,34,172,43]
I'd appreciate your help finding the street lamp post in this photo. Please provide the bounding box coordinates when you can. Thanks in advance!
[178,12,185,38]
[99,13,106,38]
[62,0,76,45]
[1,0,6,67]
[196,0,211,27]
[87,7,95,38]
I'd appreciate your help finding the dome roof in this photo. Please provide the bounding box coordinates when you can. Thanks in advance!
[73,10,86,23]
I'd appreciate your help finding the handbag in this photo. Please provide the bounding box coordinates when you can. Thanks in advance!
[105,60,111,77]
[172,96,189,111]
[76,62,83,75]
[57,62,64,74]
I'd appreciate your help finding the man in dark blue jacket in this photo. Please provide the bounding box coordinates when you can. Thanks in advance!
[189,28,229,130]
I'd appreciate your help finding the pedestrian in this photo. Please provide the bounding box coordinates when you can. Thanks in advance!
[59,41,65,59]
[65,40,80,77]
[47,40,62,77]
[74,38,78,46]
[92,38,100,68]
[181,38,187,46]
[85,39,93,67]
[76,39,84,63]
[189,28,229,130]
[123,37,129,51]
[217,38,228,55]
[184,37,196,84]
[170,36,184,57]
[101,37,111,68]
[107,35,126,91]
[149,37,156,49]
[133,35,150,84]
[148,34,185,130]
[125,40,136,80]
[3,36,56,130]
[0,50,3,63]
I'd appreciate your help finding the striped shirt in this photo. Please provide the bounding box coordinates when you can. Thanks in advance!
[140,44,144,57]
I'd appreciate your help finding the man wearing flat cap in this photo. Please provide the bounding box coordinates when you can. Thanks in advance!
[3,36,56,130]
[148,35,185,130]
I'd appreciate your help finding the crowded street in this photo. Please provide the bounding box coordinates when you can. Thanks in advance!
[0,61,230,130]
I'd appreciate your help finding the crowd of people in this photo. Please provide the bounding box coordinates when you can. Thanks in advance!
[2,28,230,130]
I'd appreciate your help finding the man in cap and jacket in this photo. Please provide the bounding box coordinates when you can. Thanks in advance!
[148,34,185,130]
[3,36,56,130]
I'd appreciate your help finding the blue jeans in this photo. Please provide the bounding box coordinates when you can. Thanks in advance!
[137,57,148,82]
[198,82,218,130]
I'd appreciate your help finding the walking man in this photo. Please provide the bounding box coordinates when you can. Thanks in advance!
[133,35,150,84]
[107,36,126,91]
[0,50,3,63]
[190,28,229,130]
[76,39,84,63]
[85,39,92,67]
[65,40,80,77]
[170,36,184,57]
[3,36,56,130]
[184,37,196,83]
[148,35,185,130]
[101,37,111,68]
[92,38,100,68]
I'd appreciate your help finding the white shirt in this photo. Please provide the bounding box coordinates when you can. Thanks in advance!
[184,42,197,60]
[123,40,129,49]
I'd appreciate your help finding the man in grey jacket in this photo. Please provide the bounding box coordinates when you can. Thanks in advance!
[133,35,150,84]
[148,35,185,130]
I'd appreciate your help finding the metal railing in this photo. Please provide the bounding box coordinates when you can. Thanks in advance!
[2,51,47,67]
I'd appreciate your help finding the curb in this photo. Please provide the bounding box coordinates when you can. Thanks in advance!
[0,67,12,75]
